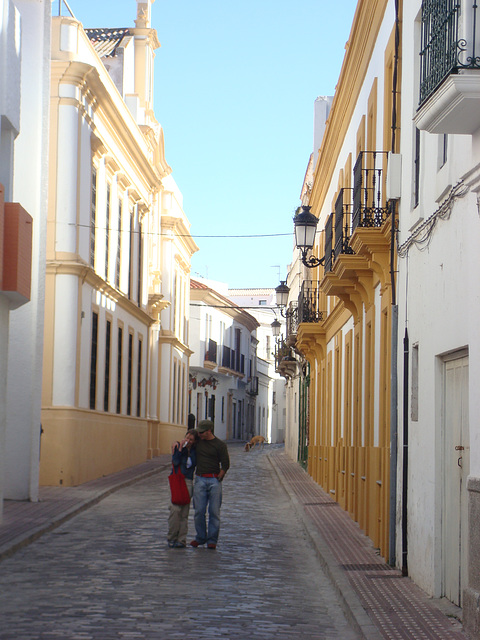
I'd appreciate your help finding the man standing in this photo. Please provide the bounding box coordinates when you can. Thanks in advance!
[190,420,230,549]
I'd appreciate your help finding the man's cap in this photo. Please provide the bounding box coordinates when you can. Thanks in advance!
[198,419,214,433]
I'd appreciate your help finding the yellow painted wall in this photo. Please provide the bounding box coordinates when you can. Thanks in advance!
[40,408,148,486]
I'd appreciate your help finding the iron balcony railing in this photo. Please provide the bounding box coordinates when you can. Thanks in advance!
[221,345,244,374]
[286,301,299,337]
[205,339,217,363]
[324,214,334,273]
[275,338,292,370]
[248,376,259,396]
[352,151,390,231]
[334,188,355,260]
[222,345,231,368]
[298,281,325,324]
[420,1,480,106]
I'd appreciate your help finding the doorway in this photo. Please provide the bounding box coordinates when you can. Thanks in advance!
[442,352,469,606]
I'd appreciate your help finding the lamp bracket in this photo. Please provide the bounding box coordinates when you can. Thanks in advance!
[301,250,325,269]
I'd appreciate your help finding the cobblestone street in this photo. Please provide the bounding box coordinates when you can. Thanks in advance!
[0,444,359,639]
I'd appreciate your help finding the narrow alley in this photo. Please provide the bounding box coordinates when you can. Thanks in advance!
[0,444,359,640]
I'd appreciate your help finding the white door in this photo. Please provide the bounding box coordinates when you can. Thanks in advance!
[443,355,469,606]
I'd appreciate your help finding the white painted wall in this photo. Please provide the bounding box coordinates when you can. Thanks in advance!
[397,0,480,598]
[4,0,50,502]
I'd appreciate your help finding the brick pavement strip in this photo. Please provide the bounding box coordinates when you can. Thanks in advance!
[267,449,467,640]
[0,444,359,640]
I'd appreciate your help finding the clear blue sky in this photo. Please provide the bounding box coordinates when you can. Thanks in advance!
[70,0,358,288]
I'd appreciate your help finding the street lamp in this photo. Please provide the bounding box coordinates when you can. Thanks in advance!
[275,281,289,308]
[271,319,281,337]
[294,205,324,268]
[275,281,296,318]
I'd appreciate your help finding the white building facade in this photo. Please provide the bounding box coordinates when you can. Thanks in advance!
[398,0,480,632]
[0,0,51,515]
[189,279,259,441]
[227,287,287,444]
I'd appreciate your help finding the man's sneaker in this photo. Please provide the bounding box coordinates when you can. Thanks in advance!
[190,540,201,548]
[174,541,186,548]
[207,543,216,550]
[167,540,175,548]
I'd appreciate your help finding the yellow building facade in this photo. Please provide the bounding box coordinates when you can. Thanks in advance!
[293,0,401,560]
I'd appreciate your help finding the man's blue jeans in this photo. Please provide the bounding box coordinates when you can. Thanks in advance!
[193,476,223,545]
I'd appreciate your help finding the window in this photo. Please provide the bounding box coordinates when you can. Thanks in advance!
[116,326,123,414]
[411,342,419,422]
[115,201,121,289]
[235,328,241,371]
[104,319,111,412]
[90,312,98,410]
[136,338,142,417]
[128,207,134,300]
[439,134,448,169]
[137,220,143,306]
[105,183,111,280]
[414,127,421,207]
[259,300,267,305]
[172,360,177,422]
[90,168,97,268]
[127,333,133,415]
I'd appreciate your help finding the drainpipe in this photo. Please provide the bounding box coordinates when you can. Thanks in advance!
[402,326,409,576]
[388,0,401,567]
[389,301,398,567]
[389,200,398,567]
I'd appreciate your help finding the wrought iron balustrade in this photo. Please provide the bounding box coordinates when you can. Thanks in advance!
[286,301,299,337]
[248,376,259,396]
[205,339,217,363]
[420,0,480,106]
[222,345,231,368]
[352,151,389,231]
[334,188,355,260]
[324,214,334,273]
[275,339,292,369]
[298,281,325,324]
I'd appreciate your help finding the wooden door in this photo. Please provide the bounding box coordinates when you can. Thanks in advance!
[443,355,469,606]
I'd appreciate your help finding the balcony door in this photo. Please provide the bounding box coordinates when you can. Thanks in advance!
[442,353,469,606]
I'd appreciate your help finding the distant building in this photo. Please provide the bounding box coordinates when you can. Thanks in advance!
[227,288,286,444]
[189,279,259,441]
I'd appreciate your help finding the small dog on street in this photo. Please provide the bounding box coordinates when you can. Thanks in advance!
[244,435,266,451]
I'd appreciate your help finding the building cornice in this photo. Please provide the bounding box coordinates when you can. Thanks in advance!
[46,260,156,325]
[161,214,199,258]
[191,289,260,333]
[158,330,193,356]
[310,0,389,214]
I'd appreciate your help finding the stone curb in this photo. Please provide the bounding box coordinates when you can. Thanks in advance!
[267,453,383,640]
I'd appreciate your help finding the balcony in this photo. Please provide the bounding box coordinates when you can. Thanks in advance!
[218,344,244,377]
[204,339,217,370]
[298,281,325,324]
[247,375,259,396]
[415,1,480,134]
[275,339,298,379]
[352,152,390,231]
[285,301,298,345]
